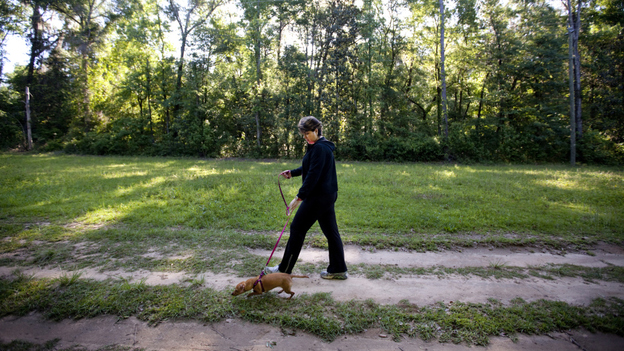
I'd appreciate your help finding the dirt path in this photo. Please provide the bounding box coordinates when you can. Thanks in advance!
[2,245,624,350]
[2,313,623,351]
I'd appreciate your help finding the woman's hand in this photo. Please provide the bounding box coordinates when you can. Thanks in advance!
[280,170,292,179]
[288,196,302,215]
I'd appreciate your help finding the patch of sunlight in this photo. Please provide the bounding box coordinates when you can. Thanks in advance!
[436,170,457,178]
[535,177,585,190]
[183,168,221,180]
[101,170,148,179]
[105,163,129,168]
[79,207,124,224]
[114,186,134,197]
[223,168,241,174]
[141,176,167,188]
[32,153,54,158]
[111,176,167,196]
[185,167,220,176]
[63,221,108,231]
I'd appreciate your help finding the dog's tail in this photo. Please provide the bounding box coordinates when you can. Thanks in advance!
[290,275,309,279]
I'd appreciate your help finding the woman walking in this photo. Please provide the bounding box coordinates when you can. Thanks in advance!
[265,116,348,279]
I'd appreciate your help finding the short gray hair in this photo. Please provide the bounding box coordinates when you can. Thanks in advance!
[298,116,323,136]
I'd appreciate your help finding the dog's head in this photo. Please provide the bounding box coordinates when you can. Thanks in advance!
[231,281,247,296]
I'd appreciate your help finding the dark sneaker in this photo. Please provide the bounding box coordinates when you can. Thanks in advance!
[264,265,282,274]
[320,271,348,280]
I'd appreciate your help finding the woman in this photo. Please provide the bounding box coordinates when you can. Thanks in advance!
[265,116,348,279]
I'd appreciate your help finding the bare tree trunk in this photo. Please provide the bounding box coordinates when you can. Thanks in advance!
[173,32,186,124]
[366,0,373,134]
[255,0,262,147]
[567,0,576,166]
[477,77,486,122]
[439,0,448,139]
[25,87,33,150]
[146,58,153,137]
[81,54,92,131]
[161,62,170,135]
[27,4,42,86]
[574,0,582,139]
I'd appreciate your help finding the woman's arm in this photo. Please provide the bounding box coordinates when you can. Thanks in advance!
[290,167,302,177]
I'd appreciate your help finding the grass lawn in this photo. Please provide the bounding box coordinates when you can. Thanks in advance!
[1,153,622,242]
[1,153,623,345]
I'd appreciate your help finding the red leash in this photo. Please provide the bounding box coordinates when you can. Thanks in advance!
[254,176,292,289]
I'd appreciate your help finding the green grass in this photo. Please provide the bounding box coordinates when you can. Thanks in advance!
[0,274,623,346]
[0,154,622,247]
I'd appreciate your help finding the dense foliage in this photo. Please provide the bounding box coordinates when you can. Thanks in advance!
[0,0,622,163]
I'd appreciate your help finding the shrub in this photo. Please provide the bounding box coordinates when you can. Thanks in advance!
[578,129,624,165]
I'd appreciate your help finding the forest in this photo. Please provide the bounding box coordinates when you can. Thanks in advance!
[0,0,622,164]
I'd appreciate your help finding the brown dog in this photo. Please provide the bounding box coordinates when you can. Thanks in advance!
[231,273,309,299]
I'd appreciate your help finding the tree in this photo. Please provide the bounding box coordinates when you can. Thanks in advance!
[164,0,223,125]
[581,0,623,149]
[22,0,51,87]
[50,0,123,131]
[239,0,271,147]
[0,0,25,81]
[106,0,165,139]
[1,0,620,163]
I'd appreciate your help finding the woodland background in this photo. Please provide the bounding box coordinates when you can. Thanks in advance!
[0,0,622,164]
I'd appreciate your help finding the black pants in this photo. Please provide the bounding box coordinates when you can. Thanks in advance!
[278,192,347,274]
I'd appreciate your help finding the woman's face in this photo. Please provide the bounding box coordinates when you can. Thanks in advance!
[302,129,320,144]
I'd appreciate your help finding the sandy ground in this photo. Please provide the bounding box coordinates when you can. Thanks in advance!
[2,244,624,350]
[2,313,624,351]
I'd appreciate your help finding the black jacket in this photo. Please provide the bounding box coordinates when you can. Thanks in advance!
[290,137,338,200]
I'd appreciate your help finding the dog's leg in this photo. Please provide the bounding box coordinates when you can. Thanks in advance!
[276,289,295,299]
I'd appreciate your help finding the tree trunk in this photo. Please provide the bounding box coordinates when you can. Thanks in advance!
[437,86,441,136]
[368,21,373,135]
[574,0,582,139]
[146,58,153,138]
[255,0,262,147]
[26,5,42,86]
[25,87,33,150]
[477,77,486,123]
[567,0,576,166]
[440,0,448,139]
[81,53,92,131]
[161,61,170,135]
[173,33,187,124]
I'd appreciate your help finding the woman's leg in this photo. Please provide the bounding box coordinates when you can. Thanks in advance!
[317,193,347,273]
[278,198,317,274]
